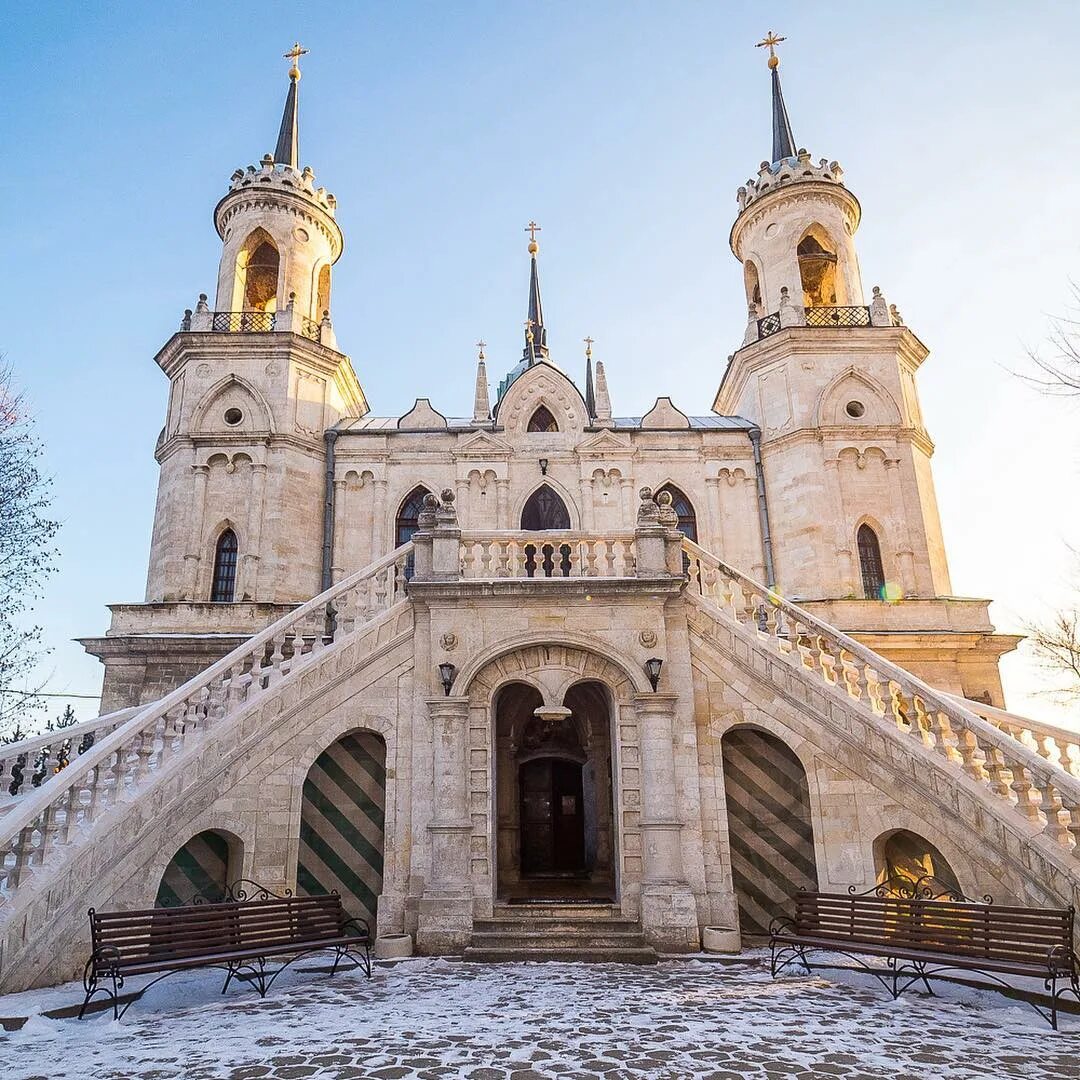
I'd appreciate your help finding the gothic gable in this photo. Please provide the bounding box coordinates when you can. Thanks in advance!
[495,361,588,437]
[576,429,634,457]
[457,429,514,458]
[190,375,274,435]
[816,367,901,427]
[398,398,448,430]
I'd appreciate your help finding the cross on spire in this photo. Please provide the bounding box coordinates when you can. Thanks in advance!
[525,221,542,244]
[584,336,594,358]
[284,42,309,79]
[756,30,785,69]
[476,339,487,360]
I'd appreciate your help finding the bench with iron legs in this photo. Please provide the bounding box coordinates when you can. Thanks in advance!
[80,883,371,1020]
[769,881,1079,1029]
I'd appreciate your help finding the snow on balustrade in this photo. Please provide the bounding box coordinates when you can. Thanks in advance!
[459,532,637,579]
[0,544,414,901]
[681,538,1080,862]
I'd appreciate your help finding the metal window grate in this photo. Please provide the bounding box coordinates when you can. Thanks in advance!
[211,311,275,333]
[805,305,871,328]
[757,312,782,339]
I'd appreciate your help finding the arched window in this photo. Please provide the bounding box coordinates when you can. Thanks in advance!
[857,524,885,600]
[521,485,571,530]
[233,228,281,313]
[744,261,762,310]
[395,486,432,548]
[316,264,331,319]
[210,529,238,602]
[527,405,559,433]
[655,484,698,543]
[797,228,838,308]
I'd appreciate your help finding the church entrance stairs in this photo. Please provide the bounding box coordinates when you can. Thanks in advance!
[464,904,658,965]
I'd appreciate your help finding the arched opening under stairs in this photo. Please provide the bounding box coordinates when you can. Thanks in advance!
[156,829,238,907]
[797,227,838,308]
[495,680,616,902]
[721,727,819,935]
[876,829,962,897]
[296,730,387,928]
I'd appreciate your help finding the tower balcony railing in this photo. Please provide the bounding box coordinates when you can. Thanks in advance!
[747,285,903,346]
[180,294,333,348]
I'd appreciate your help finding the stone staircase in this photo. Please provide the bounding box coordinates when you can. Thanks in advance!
[464,904,658,965]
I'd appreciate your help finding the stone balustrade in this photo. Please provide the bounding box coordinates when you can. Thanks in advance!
[0,707,140,810]
[0,544,413,902]
[744,286,902,347]
[459,532,637,580]
[179,293,335,349]
[682,539,1080,861]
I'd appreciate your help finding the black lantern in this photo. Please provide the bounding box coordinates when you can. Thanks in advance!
[644,657,663,692]
[539,458,549,475]
[438,662,457,696]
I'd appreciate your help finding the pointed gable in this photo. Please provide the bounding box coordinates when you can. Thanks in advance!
[495,361,588,437]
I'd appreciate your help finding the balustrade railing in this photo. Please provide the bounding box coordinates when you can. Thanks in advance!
[460,532,636,579]
[682,538,1080,862]
[0,707,140,807]
[757,312,782,339]
[804,304,872,328]
[210,310,275,333]
[299,314,320,341]
[0,543,414,901]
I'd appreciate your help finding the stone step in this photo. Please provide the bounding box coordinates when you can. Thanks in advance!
[463,945,659,965]
[473,918,640,934]
[469,929,649,950]
[492,903,621,919]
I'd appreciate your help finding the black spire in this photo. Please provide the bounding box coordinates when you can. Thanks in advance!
[584,338,596,419]
[756,31,796,163]
[523,222,549,363]
[274,43,307,168]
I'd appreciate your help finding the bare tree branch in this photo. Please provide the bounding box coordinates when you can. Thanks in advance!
[1018,283,1080,396]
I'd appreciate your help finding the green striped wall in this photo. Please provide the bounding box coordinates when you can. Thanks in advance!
[155,829,230,907]
[296,731,386,926]
[721,728,818,935]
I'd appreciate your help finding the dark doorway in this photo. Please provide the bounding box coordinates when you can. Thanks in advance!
[520,758,586,876]
[521,485,571,530]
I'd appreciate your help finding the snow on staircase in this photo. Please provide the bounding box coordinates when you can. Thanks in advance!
[682,538,1080,910]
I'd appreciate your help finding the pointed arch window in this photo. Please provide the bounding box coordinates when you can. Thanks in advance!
[797,228,838,308]
[210,529,239,602]
[655,484,698,543]
[527,405,559,433]
[521,485,571,531]
[396,486,432,548]
[857,524,886,600]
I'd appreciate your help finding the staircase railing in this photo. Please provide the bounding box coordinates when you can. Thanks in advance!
[460,531,636,579]
[0,707,140,806]
[682,539,1080,861]
[0,543,414,901]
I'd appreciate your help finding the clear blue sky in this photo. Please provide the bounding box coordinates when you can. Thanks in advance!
[5,1,1080,727]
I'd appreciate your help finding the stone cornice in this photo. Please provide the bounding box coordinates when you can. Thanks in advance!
[730,181,862,258]
[406,577,685,603]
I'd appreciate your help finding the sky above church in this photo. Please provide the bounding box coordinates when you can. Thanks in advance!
[4,1,1080,727]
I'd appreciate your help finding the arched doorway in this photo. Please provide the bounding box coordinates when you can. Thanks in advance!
[521,485,571,530]
[721,727,818,935]
[877,829,961,896]
[296,731,387,926]
[156,829,236,906]
[494,680,615,901]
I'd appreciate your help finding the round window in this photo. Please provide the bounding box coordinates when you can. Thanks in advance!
[845,400,866,419]
[224,407,243,426]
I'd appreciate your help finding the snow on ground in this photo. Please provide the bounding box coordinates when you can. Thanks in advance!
[0,952,1076,1079]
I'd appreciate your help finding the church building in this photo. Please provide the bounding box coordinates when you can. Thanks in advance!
[4,41,1078,992]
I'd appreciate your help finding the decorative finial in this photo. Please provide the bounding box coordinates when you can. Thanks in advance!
[584,336,594,358]
[525,220,541,255]
[284,42,309,81]
[525,318,535,344]
[756,30,785,70]
[476,339,487,361]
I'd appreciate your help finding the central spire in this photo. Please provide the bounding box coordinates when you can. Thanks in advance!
[274,42,308,168]
[756,30,796,164]
[523,221,549,363]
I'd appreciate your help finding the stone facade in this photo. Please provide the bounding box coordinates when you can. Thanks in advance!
[10,54,1067,995]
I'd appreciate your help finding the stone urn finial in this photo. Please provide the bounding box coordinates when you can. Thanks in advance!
[656,489,678,529]
[637,487,660,526]
[418,492,440,529]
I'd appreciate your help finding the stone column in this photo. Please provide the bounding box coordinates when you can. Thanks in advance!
[634,691,699,950]
[371,478,388,559]
[705,474,724,556]
[496,478,511,529]
[244,461,268,597]
[183,462,210,600]
[416,695,474,953]
[579,476,594,532]
[619,478,635,528]
[885,457,917,597]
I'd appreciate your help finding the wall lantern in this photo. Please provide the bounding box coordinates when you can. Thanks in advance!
[438,662,457,696]
[644,657,663,692]
[539,458,549,476]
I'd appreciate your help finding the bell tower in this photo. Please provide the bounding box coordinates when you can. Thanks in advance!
[213,43,343,324]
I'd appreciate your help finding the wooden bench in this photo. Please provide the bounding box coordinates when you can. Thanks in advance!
[80,886,371,1020]
[770,887,1079,1028]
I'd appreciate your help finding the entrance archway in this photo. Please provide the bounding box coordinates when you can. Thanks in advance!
[721,727,818,935]
[296,730,386,926]
[156,829,237,906]
[495,679,615,901]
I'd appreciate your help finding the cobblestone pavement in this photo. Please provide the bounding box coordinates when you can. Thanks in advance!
[3,956,1078,1079]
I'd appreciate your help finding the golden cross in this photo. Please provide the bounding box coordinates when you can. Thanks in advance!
[584,336,594,357]
[525,318,535,344]
[284,42,309,76]
[525,221,542,243]
[476,339,486,359]
[756,30,785,66]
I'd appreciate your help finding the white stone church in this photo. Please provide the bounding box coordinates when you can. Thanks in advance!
[2,45,1079,991]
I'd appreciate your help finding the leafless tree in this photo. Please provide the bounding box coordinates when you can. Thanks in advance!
[0,362,59,736]
[1023,610,1080,703]
[1022,284,1080,396]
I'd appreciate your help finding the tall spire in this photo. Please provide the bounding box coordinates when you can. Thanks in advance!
[756,31,796,163]
[274,42,308,168]
[583,337,596,419]
[473,341,491,424]
[523,221,549,362]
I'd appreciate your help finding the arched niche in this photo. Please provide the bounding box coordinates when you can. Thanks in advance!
[797,225,839,308]
[721,726,819,935]
[155,828,241,906]
[231,227,280,313]
[296,730,387,926]
[875,829,962,896]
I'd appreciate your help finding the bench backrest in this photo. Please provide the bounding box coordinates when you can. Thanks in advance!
[793,892,1074,969]
[90,893,348,970]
